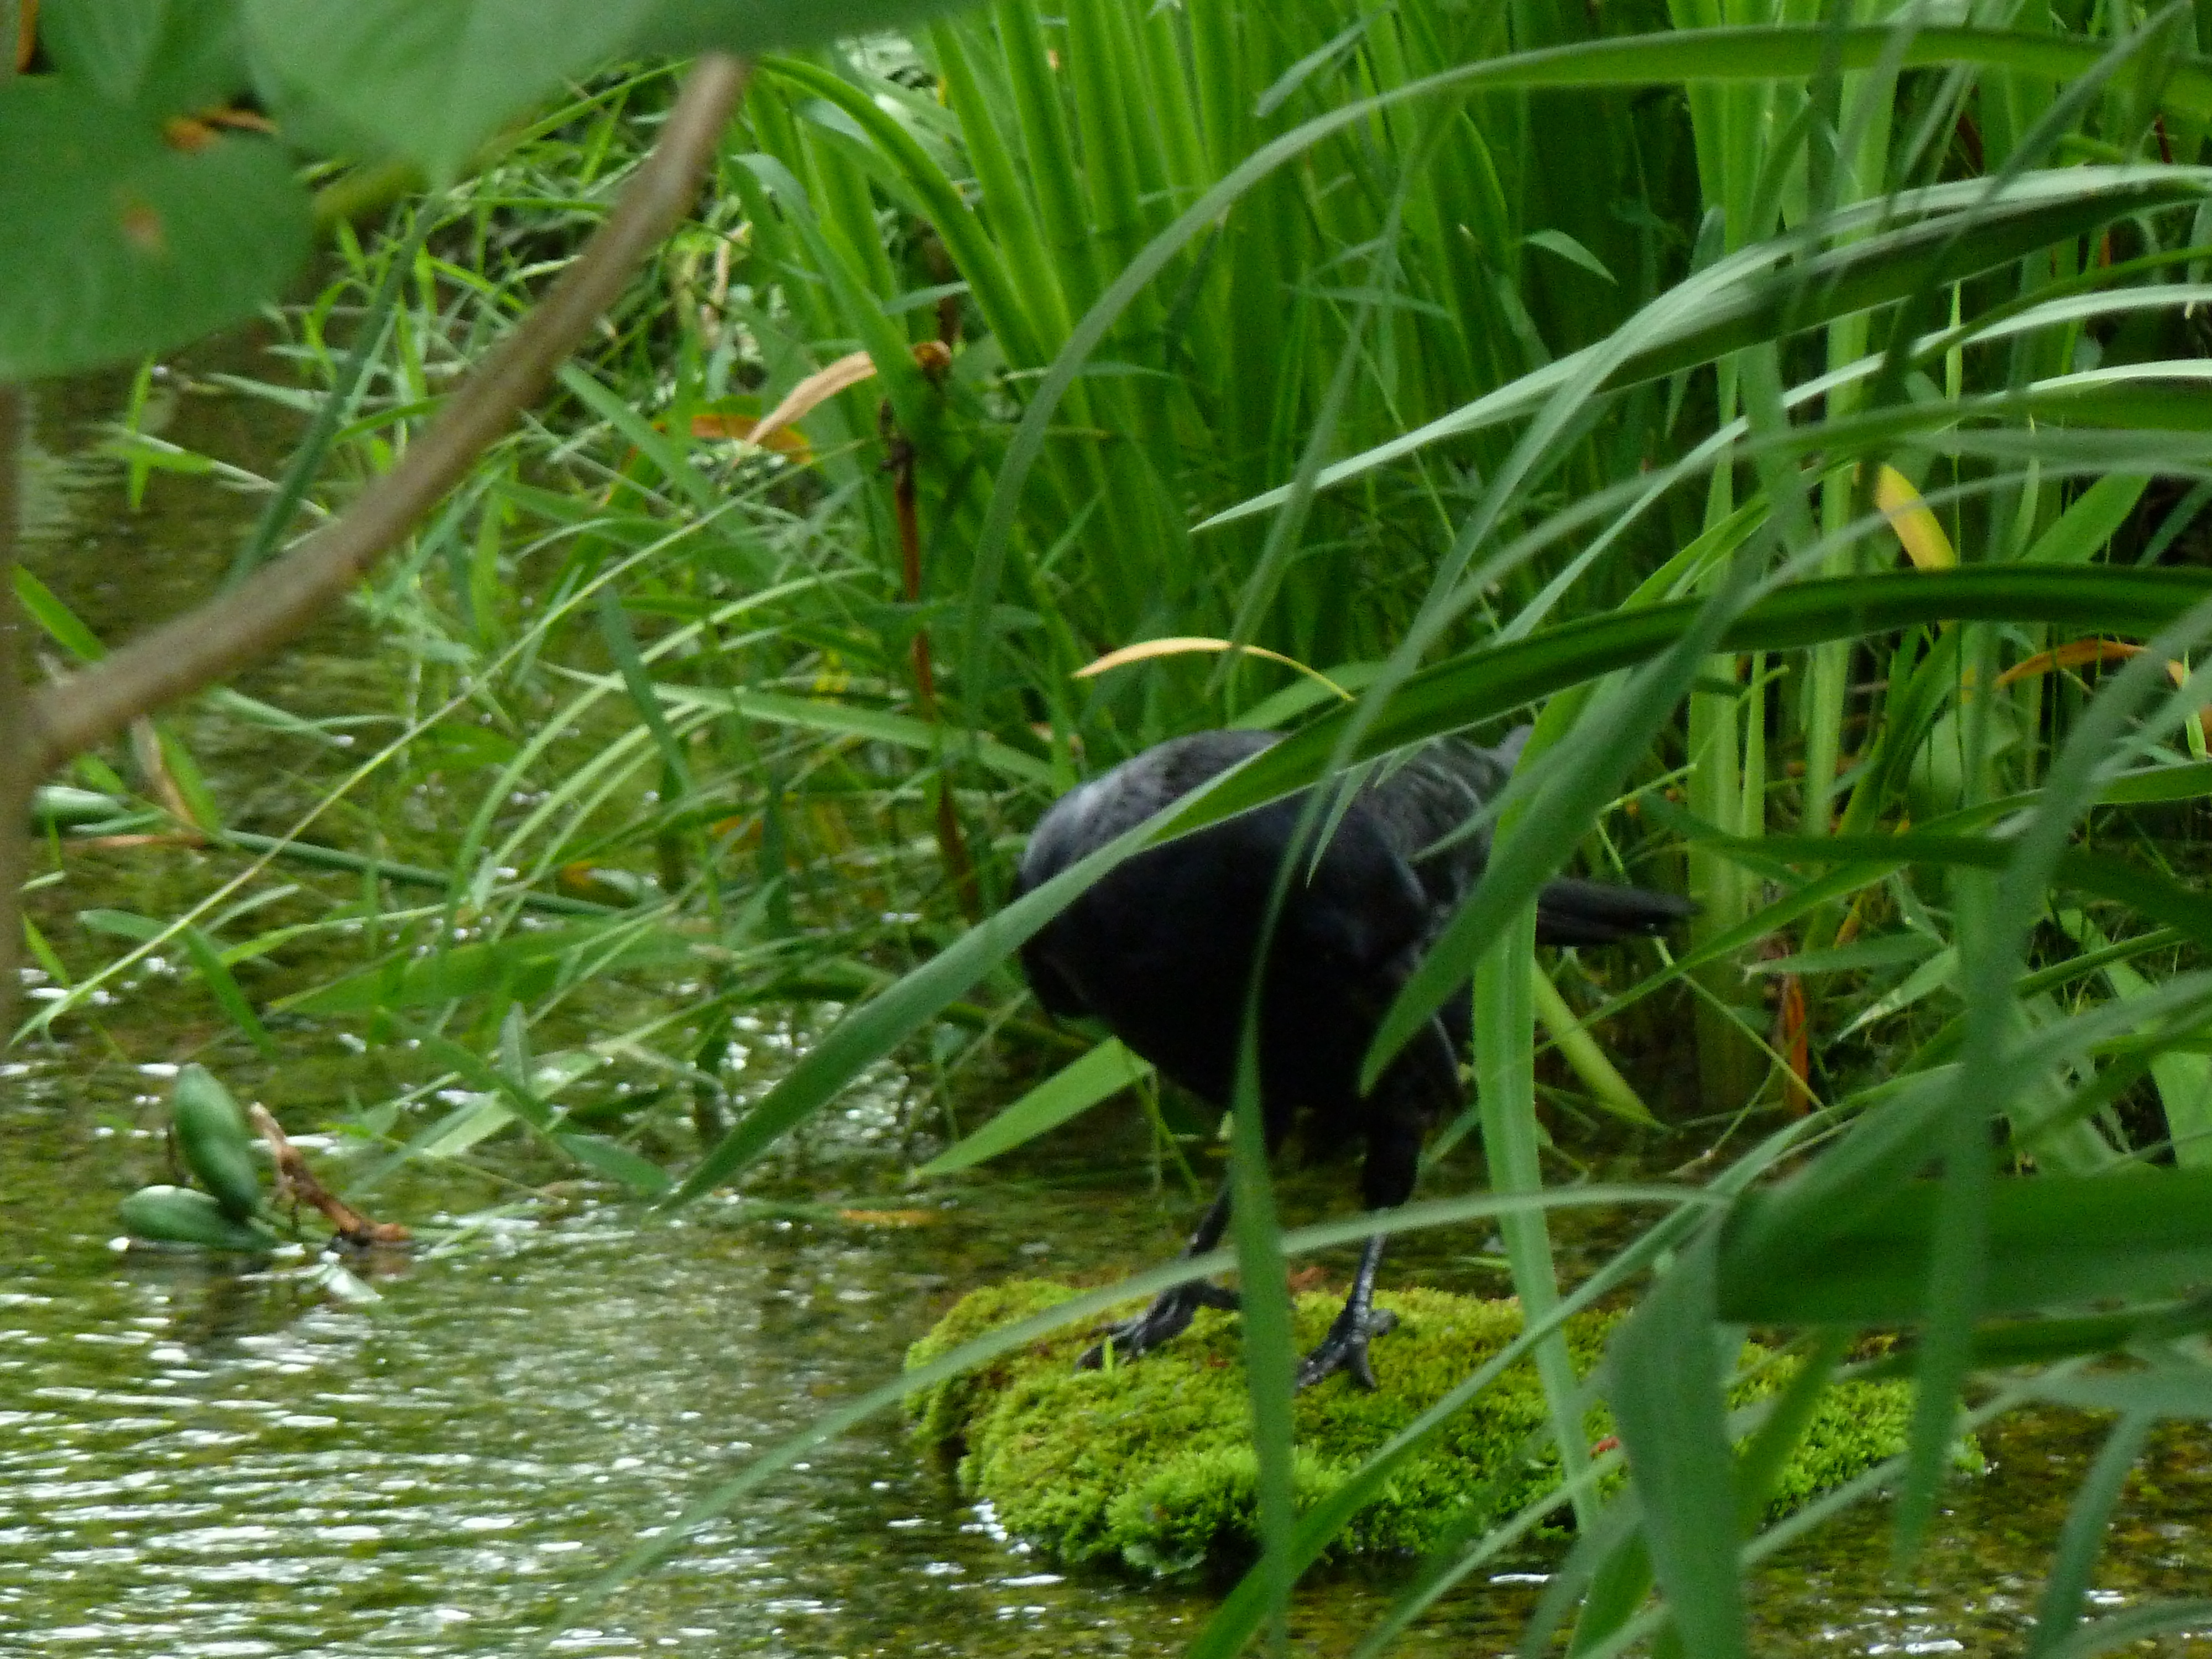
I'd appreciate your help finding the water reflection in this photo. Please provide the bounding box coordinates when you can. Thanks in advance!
[9,1081,2212,1658]
[1,1086,1541,1657]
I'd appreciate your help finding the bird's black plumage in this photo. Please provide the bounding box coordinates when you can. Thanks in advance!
[1015,727,1689,1388]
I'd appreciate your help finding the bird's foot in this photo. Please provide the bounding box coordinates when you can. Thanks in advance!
[1078,1280,1241,1372]
[1295,1303,1400,1391]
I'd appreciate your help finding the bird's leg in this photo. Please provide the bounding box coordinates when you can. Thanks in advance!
[1294,1229,1399,1391]
[1292,1014,1448,1391]
[1078,1182,1239,1371]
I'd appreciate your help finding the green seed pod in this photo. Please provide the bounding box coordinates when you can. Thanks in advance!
[119,1186,279,1252]
[171,1065,264,1220]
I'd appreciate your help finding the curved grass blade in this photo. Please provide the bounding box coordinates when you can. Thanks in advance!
[1477,906,1597,1529]
[1606,1233,1744,1659]
[1694,833,2212,951]
[911,1038,1151,1177]
[2026,1411,2157,1659]
[755,54,1042,365]
[661,749,1275,1205]
[595,586,695,800]
[958,19,2212,713]
[2048,1601,2212,1659]
[1717,1167,2212,1323]
[1199,174,2212,533]
[1359,560,1752,1093]
[564,674,1054,786]
[1214,567,2212,834]
[1185,1105,1829,1659]
[1898,583,2212,1558]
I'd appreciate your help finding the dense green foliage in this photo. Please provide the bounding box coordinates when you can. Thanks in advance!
[20,1,2212,1654]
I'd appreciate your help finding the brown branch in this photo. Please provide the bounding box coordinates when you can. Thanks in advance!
[25,53,750,775]
[885,409,979,921]
[248,1103,410,1246]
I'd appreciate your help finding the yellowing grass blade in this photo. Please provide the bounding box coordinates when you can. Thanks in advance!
[1994,643,2206,738]
[1073,635,1352,700]
[1875,465,1957,571]
[1994,638,2146,687]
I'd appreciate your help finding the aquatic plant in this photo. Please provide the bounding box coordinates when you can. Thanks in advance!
[9,3,2212,1656]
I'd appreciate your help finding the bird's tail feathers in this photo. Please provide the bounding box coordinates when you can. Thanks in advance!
[1534,878,1693,946]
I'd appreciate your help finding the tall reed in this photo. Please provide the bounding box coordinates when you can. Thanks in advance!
[26,6,2212,1652]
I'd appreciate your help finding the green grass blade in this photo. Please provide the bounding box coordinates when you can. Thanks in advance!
[1475,905,1594,1528]
[175,922,278,1059]
[1227,1014,1298,1646]
[595,587,695,800]
[2026,1410,2158,1659]
[1184,1196,1725,1659]
[576,675,1054,785]
[1718,1168,2212,1323]
[662,758,1260,1206]
[1604,1233,1745,1659]
[1364,561,1753,1091]
[2047,1601,2212,1659]
[14,566,107,661]
[1210,568,2212,833]
[556,363,723,516]
[910,1038,1151,1177]
[759,55,1045,367]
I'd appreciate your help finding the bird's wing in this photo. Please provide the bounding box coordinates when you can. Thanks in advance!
[1358,732,1527,907]
[1019,728,1281,889]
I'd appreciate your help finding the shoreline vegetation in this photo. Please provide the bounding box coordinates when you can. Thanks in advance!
[10,4,2212,1651]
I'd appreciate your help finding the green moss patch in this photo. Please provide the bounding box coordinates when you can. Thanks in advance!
[907,1278,1958,1575]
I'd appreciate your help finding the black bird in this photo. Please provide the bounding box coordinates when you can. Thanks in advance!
[1015,727,1689,1390]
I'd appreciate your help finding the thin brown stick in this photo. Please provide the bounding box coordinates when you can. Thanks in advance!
[0,382,29,1040]
[886,413,979,920]
[248,1103,410,1245]
[25,53,749,775]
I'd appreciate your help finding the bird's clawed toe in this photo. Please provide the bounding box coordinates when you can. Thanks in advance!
[1077,1280,1240,1372]
[1295,1305,1399,1391]
[1077,1281,1401,1390]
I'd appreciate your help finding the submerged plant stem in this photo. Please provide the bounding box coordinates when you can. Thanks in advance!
[0,380,27,1039]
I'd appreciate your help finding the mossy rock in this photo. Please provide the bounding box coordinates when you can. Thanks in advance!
[906,1278,1969,1575]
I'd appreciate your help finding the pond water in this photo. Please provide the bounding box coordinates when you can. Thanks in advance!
[8,1064,2212,1659]
[8,346,2212,1658]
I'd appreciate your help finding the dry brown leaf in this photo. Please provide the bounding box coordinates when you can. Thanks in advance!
[1991,639,2209,728]
[748,350,878,449]
[1994,637,2147,687]
[689,411,812,463]
[163,117,220,153]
